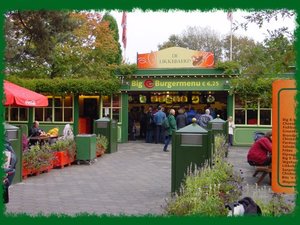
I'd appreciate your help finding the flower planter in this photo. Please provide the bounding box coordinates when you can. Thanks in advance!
[53,151,74,168]
[22,162,53,178]
[96,144,106,157]
[22,164,32,179]
[36,164,53,175]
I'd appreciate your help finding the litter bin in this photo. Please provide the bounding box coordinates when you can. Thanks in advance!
[75,134,96,164]
[171,119,210,193]
[94,117,118,153]
[4,123,22,184]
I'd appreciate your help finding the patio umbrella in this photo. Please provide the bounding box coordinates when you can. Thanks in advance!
[3,80,48,107]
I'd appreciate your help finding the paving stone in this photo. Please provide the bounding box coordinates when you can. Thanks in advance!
[5,142,294,216]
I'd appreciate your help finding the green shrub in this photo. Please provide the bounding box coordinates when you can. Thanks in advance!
[96,134,109,150]
[50,139,76,158]
[23,144,54,170]
[256,193,294,216]
[165,134,242,216]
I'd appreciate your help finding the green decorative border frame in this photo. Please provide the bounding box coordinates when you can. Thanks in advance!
[0,1,299,225]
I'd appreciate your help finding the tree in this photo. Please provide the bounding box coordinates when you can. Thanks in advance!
[222,35,266,74]
[233,9,295,39]
[158,34,186,49]
[5,10,122,79]
[5,11,77,78]
[52,12,120,78]
[102,13,122,64]
[158,26,223,62]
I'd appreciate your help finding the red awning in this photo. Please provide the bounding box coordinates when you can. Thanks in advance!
[3,80,48,107]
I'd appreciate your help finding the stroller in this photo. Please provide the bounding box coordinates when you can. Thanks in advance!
[3,137,17,204]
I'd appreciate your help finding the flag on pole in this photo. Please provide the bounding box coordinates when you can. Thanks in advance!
[227,11,233,61]
[227,11,233,22]
[121,12,127,49]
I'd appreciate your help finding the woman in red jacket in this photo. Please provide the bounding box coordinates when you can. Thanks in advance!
[247,131,272,166]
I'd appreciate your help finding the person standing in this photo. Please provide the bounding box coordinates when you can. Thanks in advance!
[198,109,213,128]
[139,106,147,139]
[154,106,166,144]
[176,108,187,129]
[227,116,235,146]
[163,109,177,152]
[145,106,155,143]
[128,109,136,141]
[186,107,196,125]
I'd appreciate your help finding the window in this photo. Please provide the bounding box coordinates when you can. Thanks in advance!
[234,95,271,126]
[34,96,73,122]
[5,107,29,122]
[101,94,121,122]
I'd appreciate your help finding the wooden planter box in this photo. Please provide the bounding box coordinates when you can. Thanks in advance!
[22,162,53,179]
[96,144,106,157]
[22,164,32,179]
[53,151,75,168]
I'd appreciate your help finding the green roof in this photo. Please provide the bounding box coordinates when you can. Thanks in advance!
[177,122,208,133]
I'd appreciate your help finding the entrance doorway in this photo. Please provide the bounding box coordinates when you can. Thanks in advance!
[79,96,99,134]
[128,91,228,139]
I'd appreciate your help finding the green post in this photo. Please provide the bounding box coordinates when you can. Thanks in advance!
[121,93,129,143]
[227,94,234,120]
[73,94,79,135]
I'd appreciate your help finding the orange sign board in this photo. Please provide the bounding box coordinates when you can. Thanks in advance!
[272,79,296,193]
[137,47,214,69]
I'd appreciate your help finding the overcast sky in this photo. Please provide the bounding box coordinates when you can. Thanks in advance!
[108,9,296,64]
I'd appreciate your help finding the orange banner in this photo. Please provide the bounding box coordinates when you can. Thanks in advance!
[137,47,214,69]
[272,79,296,194]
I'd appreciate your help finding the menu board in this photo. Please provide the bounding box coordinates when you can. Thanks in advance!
[272,79,296,194]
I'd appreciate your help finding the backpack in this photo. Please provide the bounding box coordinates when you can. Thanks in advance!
[162,116,170,129]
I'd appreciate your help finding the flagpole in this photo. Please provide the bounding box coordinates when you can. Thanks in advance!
[230,18,233,61]
[121,11,127,63]
[123,47,126,63]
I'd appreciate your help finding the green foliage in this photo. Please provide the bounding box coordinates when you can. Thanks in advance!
[5,11,123,79]
[102,13,122,64]
[255,193,294,216]
[50,139,76,158]
[5,76,121,95]
[23,144,54,170]
[215,61,240,75]
[115,64,137,75]
[229,76,278,108]
[96,134,109,150]
[165,134,243,216]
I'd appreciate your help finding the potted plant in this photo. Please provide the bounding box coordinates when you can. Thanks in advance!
[22,143,54,178]
[51,139,76,168]
[96,134,108,157]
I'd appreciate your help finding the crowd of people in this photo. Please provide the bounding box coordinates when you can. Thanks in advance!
[128,104,221,151]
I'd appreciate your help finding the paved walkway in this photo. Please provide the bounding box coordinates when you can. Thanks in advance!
[5,142,294,216]
[6,141,171,216]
